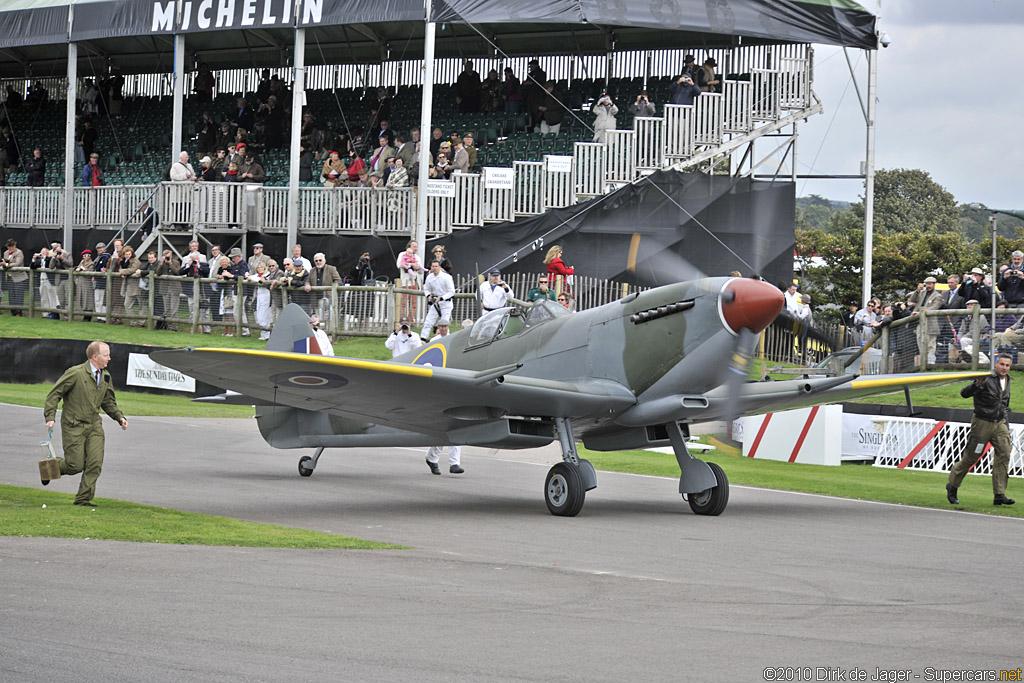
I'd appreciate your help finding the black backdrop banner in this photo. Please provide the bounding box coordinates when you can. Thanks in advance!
[438,170,796,288]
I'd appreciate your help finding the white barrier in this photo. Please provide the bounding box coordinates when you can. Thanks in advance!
[751,69,781,122]
[573,142,606,196]
[605,129,636,183]
[692,93,724,147]
[513,160,545,216]
[452,173,482,227]
[873,416,1024,477]
[633,116,664,171]
[481,167,515,223]
[544,155,575,209]
[742,405,842,466]
[663,104,694,160]
[779,56,811,110]
[722,80,753,134]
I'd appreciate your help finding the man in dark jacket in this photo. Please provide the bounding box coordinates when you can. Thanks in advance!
[998,250,1024,307]
[25,148,45,186]
[946,353,1015,506]
[669,74,702,106]
[537,82,565,134]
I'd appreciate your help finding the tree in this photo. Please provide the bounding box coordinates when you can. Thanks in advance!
[854,168,960,235]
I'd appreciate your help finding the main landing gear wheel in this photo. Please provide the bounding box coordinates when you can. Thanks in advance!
[298,456,315,477]
[545,462,586,517]
[687,462,729,516]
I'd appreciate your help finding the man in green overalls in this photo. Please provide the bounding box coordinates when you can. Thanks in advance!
[43,341,128,506]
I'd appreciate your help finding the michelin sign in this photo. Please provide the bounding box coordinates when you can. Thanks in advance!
[151,0,322,31]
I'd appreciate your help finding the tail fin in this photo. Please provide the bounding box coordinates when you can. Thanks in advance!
[266,303,324,354]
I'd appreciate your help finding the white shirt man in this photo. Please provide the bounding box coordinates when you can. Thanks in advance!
[185,240,207,263]
[169,151,196,181]
[428,320,452,343]
[784,283,801,316]
[290,244,312,272]
[420,260,455,340]
[479,270,513,311]
[385,325,423,358]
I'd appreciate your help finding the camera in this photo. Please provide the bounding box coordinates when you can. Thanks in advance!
[400,324,409,332]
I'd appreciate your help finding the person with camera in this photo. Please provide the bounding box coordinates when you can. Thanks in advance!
[429,152,451,180]
[179,252,212,333]
[946,353,1015,506]
[591,93,619,144]
[479,268,513,313]
[385,321,422,358]
[154,249,181,329]
[629,90,656,117]
[998,250,1024,308]
[420,259,455,341]
[959,267,992,309]
[669,72,701,106]
[349,251,374,286]
[30,244,67,320]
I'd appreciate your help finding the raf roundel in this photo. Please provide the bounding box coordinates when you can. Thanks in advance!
[269,371,349,389]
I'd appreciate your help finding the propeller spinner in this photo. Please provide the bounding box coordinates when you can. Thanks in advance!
[720,278,785,335]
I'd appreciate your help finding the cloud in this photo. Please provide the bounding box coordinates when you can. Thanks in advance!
[797,21,1024,208]
[884,0,1024,26]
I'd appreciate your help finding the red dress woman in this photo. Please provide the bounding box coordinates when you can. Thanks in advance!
[543,245,574,296]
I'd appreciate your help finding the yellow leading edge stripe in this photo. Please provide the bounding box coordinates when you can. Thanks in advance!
[193,347,434,377]
[850,372,988,390]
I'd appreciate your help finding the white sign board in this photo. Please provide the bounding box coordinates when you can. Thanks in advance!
[483,167,515,189]
[127,353,196,393]
[742,405,842,466]
[842,412,885,460]
[546,155,573,174]
[425,179,457,198]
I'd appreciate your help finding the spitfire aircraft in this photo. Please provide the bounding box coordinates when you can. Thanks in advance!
[151,277,985,517]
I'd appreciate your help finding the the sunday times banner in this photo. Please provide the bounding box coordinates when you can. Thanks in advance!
[127,352,196,392]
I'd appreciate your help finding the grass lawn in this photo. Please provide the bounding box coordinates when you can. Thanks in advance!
[0,484,405,549]
[0,314,391,360]
[1,382,255,418]
[580,445,1024,518]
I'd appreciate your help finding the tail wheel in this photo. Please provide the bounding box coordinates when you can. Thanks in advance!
[687,462,729,516]
[545,463,586,517]
[298,456,314,477]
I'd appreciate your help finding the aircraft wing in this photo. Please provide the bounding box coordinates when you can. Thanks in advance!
[616,371,990,426]
[150,347,636,438]
[706,371,990,422]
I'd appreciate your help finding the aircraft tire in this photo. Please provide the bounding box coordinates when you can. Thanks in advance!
[687,462,728,516]
[545,462,586,517]
[298,456,315,477]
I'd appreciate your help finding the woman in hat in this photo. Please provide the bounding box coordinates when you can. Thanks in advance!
[321,150,347,188]
[198,156,219,182]
[74,249,96,321]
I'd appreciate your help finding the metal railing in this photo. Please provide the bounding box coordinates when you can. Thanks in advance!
[0,266,644,338]
[0,58,812,237]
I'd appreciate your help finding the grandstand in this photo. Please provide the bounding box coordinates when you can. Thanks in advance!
[0,0,877,260]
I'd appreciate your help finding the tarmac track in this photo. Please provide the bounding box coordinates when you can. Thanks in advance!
[1,402,1022,682]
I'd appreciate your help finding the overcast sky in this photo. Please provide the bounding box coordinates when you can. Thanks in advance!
[794,0,1024,208]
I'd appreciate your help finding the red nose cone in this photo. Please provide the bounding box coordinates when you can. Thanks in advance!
[721,278,784,335]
